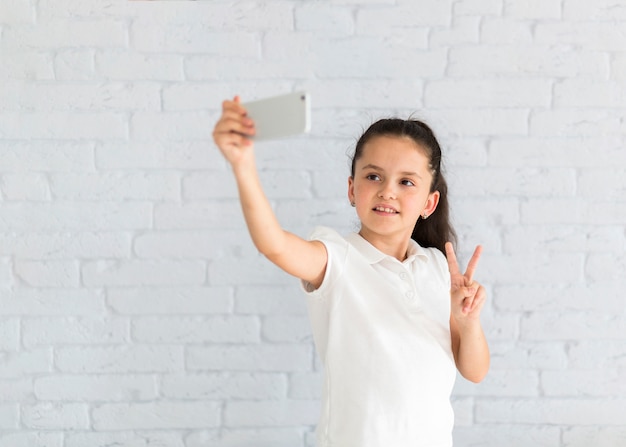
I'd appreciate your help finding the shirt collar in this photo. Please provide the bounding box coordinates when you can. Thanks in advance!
[345,232,430,265]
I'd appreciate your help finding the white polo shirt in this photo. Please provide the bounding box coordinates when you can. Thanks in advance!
[302,226,455,447]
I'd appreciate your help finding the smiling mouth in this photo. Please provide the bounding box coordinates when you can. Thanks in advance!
[373,206,399,214]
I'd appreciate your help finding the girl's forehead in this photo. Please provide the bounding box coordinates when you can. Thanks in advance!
[359,135,431,164]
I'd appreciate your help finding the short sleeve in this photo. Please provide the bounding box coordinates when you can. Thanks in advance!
[300,226,348,296]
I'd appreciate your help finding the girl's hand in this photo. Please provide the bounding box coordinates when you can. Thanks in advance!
[445,242,486,324]
[212,96,256,166]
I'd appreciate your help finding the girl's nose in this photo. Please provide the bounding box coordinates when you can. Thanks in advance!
[378,181,397,200]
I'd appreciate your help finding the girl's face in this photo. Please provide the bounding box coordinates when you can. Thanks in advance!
[348,135,440,245]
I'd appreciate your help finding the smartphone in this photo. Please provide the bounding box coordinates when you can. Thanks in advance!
[243,91,311,141]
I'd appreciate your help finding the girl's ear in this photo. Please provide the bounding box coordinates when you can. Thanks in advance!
[423,190,440,217]
[347,176,355,204]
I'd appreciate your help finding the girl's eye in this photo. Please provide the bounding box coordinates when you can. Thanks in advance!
[401,179,415,186]
[366,174,380,181]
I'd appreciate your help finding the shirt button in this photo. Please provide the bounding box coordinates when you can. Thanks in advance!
[399,272,408,280]
[406,291,415,299]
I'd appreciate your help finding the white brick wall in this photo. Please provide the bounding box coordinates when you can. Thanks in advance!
[1,0,624,446]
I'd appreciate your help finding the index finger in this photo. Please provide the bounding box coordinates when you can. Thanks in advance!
[445,242,461,276]
[464,245,483,282]
[222,95,248,116]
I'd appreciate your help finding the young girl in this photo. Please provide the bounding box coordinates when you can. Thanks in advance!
[213,96,490,447]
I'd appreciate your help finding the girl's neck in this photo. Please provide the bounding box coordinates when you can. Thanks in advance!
[358,228,411,262]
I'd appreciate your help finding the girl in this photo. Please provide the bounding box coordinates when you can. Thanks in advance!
[213,96,490,447]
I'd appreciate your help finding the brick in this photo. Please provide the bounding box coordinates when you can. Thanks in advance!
[1,173,50,200]
[55,346,184,373]
[587,252,626,281]
[34,374,157,401]
[0,378,33,401]
[65,432,184,447]
[0,0,35,23]
[0,112,127,139]
[0,232,130,259]
[307,79,424,109]
[187,345,312,372]
[563,427,626,447]
[209,255,293,286]
[82,260,206,287]
[4,21,127,49]
[453,425,561,447]
[183,170,312,200]
[356,2,453,28]
[0,51,55,80]
[476,398,626,425]
[0,403,19,429]
[295,5,354,36]
[450,397,473,426]
[22,403,90,429]
[130,20,259,55]
[133,229,256,259]
[37,0,133,19]
[503,0,562,18]
[453,369,539,397]
[22,317,129,347]
[96,141,219,170]
[92,402,221,430]
[0,318,19,351]
[0,82,161,112]
[154,201,245,230]
[132,316,260,344]
[494,283,624,312]
[563,0,626,20]
[489,136,626,168]
[536,21,626,51]
[224,399,319,427]
[235,285,308,316]
[521,312,626,341]
[54,49,95,81]
[430,16,480,47]
[96,50,184,81]
[289,372,323,400]
[480,253,584,283]
[160,372,287,400]
[0,141,94,171]
[107,286,233,315]
[130,111,215,140]
[542,369,626,397]
[555,80,626,108]
[0,289,105,316]
[448,44,609,77]
[262,316,313,343]
[568,341,626,369]
[15,260,80,287]
[449,167,575,197]
[49,172,180,200]
[425,79,552,108]
[0,433,63,447]
[186,428,303,447]
[453,0,501,15]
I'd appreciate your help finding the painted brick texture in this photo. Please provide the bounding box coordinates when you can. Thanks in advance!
[1,0,625,446]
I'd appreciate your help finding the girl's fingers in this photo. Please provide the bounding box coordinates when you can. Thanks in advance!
[445,242,461,276]
[464,245,483,282]
[215,116,255,137]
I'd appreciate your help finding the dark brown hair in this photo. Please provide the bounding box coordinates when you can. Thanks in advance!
[350,118,456,255]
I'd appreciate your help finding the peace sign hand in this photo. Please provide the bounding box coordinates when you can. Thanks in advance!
[445,242,486,323]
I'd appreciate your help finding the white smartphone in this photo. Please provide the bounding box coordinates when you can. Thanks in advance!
[243,91,311,141]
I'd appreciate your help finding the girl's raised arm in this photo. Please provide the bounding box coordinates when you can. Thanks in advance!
[213,96,328,289]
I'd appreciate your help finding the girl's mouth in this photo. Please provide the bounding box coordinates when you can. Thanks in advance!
[373,206,399,214]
